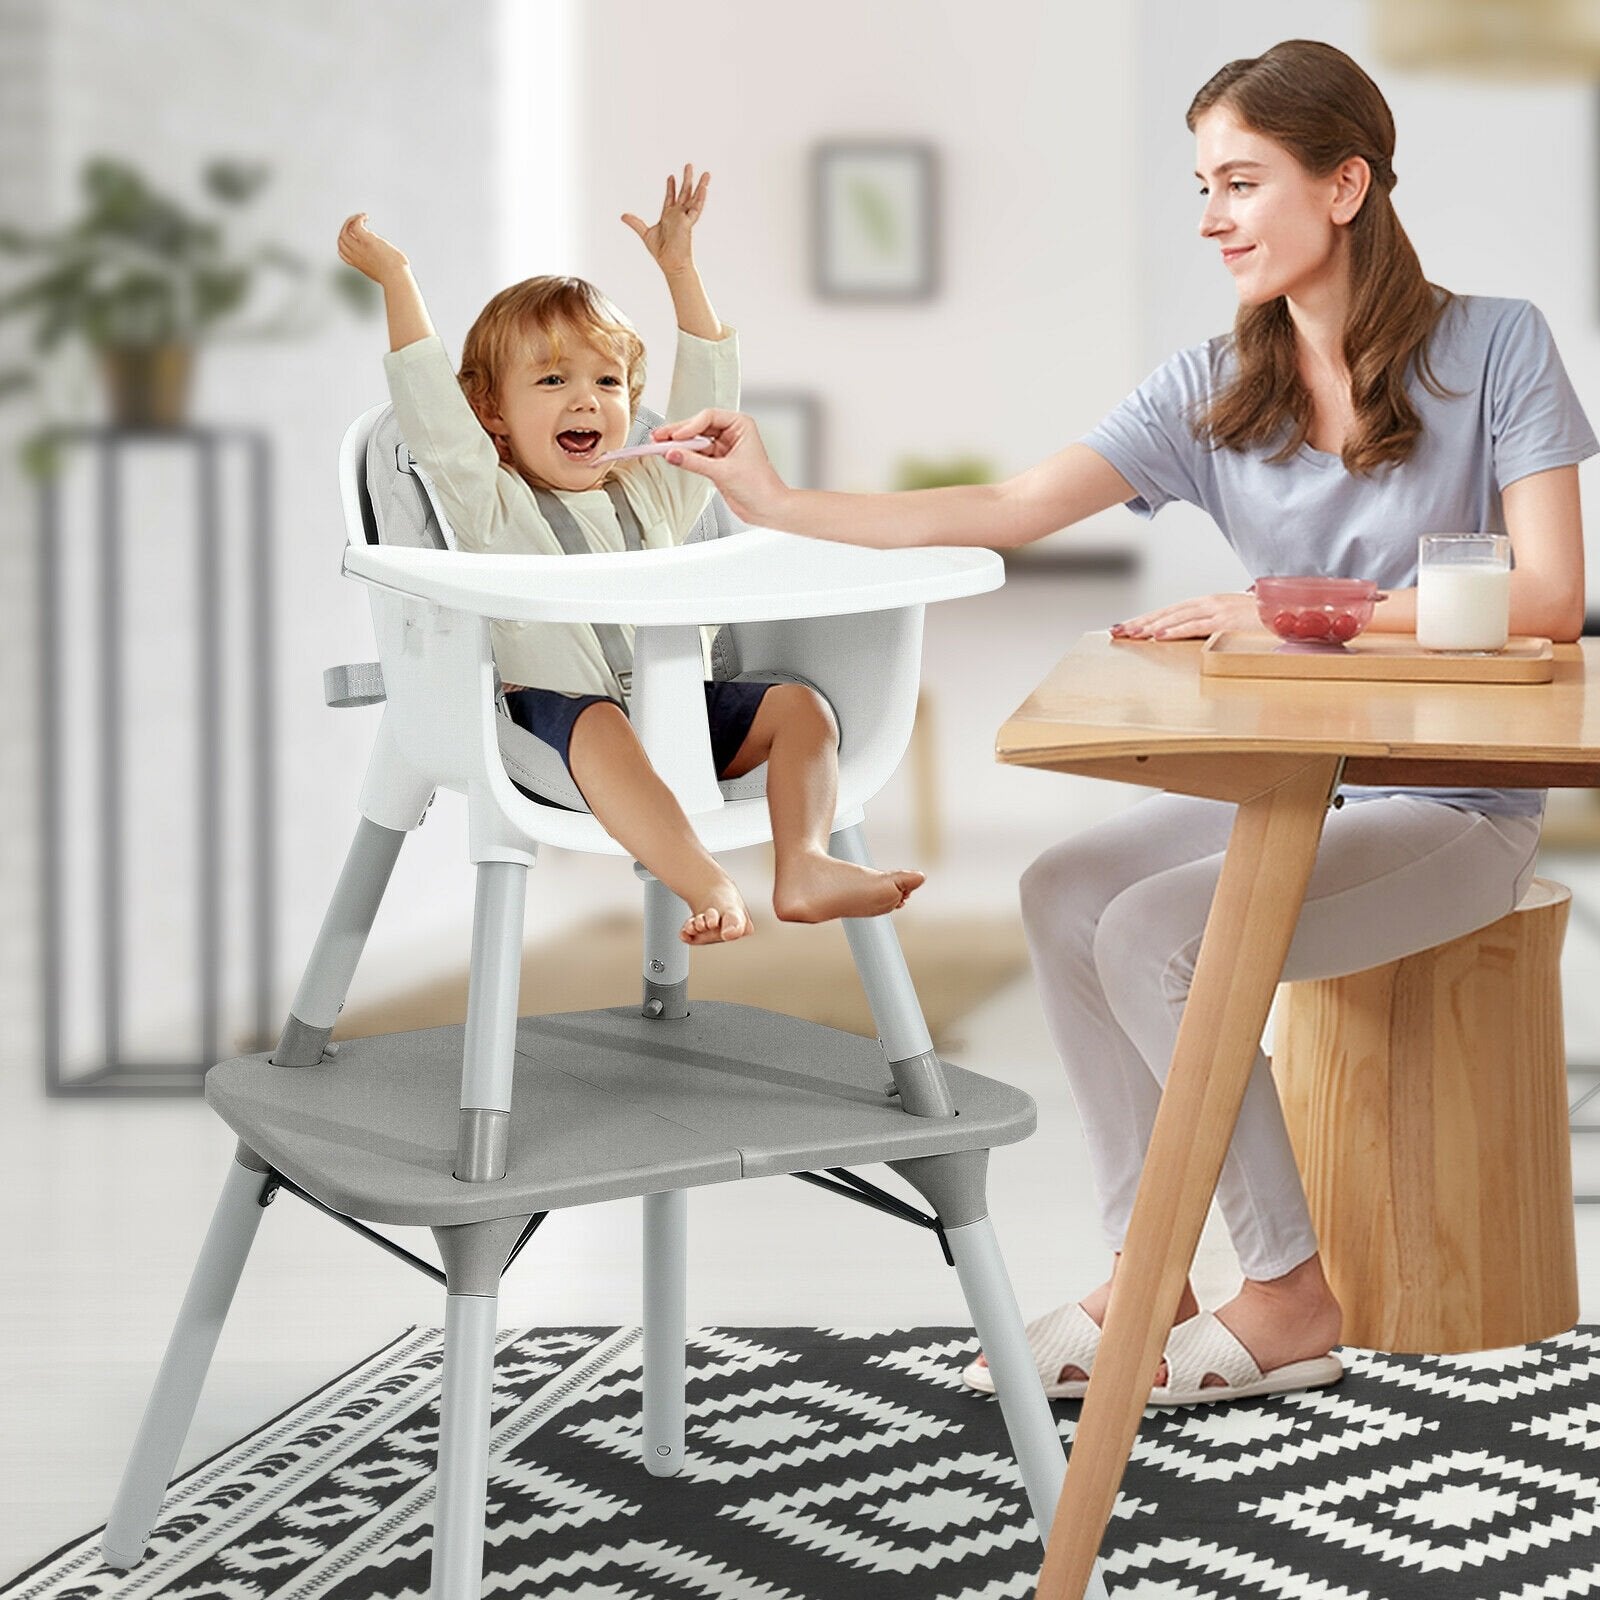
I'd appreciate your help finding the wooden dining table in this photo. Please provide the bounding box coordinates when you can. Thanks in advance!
[995,630,1600,1600]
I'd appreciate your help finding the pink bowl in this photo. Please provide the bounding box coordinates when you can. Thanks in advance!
[1254,576,1379,644]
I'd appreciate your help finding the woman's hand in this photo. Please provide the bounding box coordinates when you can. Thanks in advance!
[652,408,787,526]
[1110,591,1261,640]
[622,165,710,277]
[337,212,409,284]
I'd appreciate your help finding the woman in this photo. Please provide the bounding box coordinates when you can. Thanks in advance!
[660,39,1595,1404]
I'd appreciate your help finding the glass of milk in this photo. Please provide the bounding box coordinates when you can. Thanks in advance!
[1416,533,1511,652]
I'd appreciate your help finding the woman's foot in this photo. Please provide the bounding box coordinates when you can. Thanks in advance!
[970,1274,1201,1388]
[971,1257,1341,1393]
[1174,1258,1342,1388]
[678,875,753,944]
[773,851,925,923]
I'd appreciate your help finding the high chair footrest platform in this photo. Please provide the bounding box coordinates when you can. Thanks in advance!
[206,1002,1036,1226]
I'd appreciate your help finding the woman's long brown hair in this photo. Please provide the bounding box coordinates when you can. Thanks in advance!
[1187,39,1455,475]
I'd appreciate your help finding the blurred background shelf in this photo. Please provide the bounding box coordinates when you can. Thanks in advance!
[38,426,275,1095]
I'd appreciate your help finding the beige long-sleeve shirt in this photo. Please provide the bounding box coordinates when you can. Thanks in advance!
[383,326,739,695]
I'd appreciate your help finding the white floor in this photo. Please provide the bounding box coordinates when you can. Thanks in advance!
[7,575,1600,1578]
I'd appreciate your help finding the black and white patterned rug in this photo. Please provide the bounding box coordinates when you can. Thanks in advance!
[8,1325,1600,1600]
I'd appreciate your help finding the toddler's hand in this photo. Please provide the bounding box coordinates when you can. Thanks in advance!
[622,165,709,275]
[337,213,409,285]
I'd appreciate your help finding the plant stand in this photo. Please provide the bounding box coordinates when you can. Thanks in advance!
[38,425,275,1094]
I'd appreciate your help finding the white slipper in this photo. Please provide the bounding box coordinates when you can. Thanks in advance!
[961,1301,1102,1400]
[1148,1310,1343,1407]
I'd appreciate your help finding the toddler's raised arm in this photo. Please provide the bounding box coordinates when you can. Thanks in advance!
[619,170,738,537]
[339,212,527,550]
[623,166,724,343]
[337,213,436,351]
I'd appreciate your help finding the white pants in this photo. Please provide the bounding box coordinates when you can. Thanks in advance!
[1019,793,1543,1282]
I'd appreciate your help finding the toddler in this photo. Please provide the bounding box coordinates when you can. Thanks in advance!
[337,169,921,944]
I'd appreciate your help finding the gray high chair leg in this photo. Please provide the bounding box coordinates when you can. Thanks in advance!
[426,864,529,1592]
[429,1219,528,1600]
[892,1151,1068,1542]
[455,861,529,1183]
[641,869,689,1020]
[643,1188,687,1477]
[834,822,1074,1556]
[432,1292,498,1600]
[639,872,689,1477]
[102,1144,275,1570]
[275,816,410,1066]
[830,822,953,1117]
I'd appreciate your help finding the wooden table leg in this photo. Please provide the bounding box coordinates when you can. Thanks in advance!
[1033,755,1340,1600]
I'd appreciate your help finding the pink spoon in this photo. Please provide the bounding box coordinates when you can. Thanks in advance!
[594,436,712,463]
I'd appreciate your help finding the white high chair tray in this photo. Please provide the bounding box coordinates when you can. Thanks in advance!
[343,526,1003,623]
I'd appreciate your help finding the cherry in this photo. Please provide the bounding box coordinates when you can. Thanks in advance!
[1270,610,1299,638]
[1292,611,1333,640]
[1329,612,1362,641]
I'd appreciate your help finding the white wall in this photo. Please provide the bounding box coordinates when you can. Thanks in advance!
[570,0,1139,516]
[0,0,51,1081]
[1131,0,1600,610]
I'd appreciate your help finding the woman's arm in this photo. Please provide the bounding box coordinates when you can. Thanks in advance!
[1501,464,1584,641]
[1361,465,1585,639]
[654,412,1138,548]
[1115,464,1588,641]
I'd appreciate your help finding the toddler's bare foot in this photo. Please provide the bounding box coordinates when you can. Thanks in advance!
[773,853,926,923]
[679,878,753,945]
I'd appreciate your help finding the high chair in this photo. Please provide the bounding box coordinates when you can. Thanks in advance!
[99,403,1081,1600]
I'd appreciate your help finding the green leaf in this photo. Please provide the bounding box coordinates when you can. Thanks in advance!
[0,259,91,321]
[87,273,179,346]
[329,265,381,314]
[133,201,204,260]
[21,430,61,481]
[0,222,51,255]
[38,304,80,353]
[203,159,271,204]
[254,241,307,275]
[82,157,149,214]
[193,266,249,325]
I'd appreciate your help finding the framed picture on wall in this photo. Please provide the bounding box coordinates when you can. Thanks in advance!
[812,141,939,301]
[742,391,823,489]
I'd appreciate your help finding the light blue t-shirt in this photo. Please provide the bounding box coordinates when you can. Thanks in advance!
[1081,294,1599,817]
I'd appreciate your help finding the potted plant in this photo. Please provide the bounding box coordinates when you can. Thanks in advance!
[0,156,376,453]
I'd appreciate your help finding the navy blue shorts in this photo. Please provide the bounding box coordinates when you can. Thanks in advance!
[503,680,776,807]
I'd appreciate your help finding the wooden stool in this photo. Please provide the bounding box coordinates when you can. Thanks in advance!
[1273,878,1578,1353]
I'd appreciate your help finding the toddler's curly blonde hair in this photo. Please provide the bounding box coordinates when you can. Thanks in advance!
[457,276,648,463]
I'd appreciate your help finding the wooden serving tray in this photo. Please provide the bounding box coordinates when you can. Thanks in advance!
[1201,630,1555,683]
